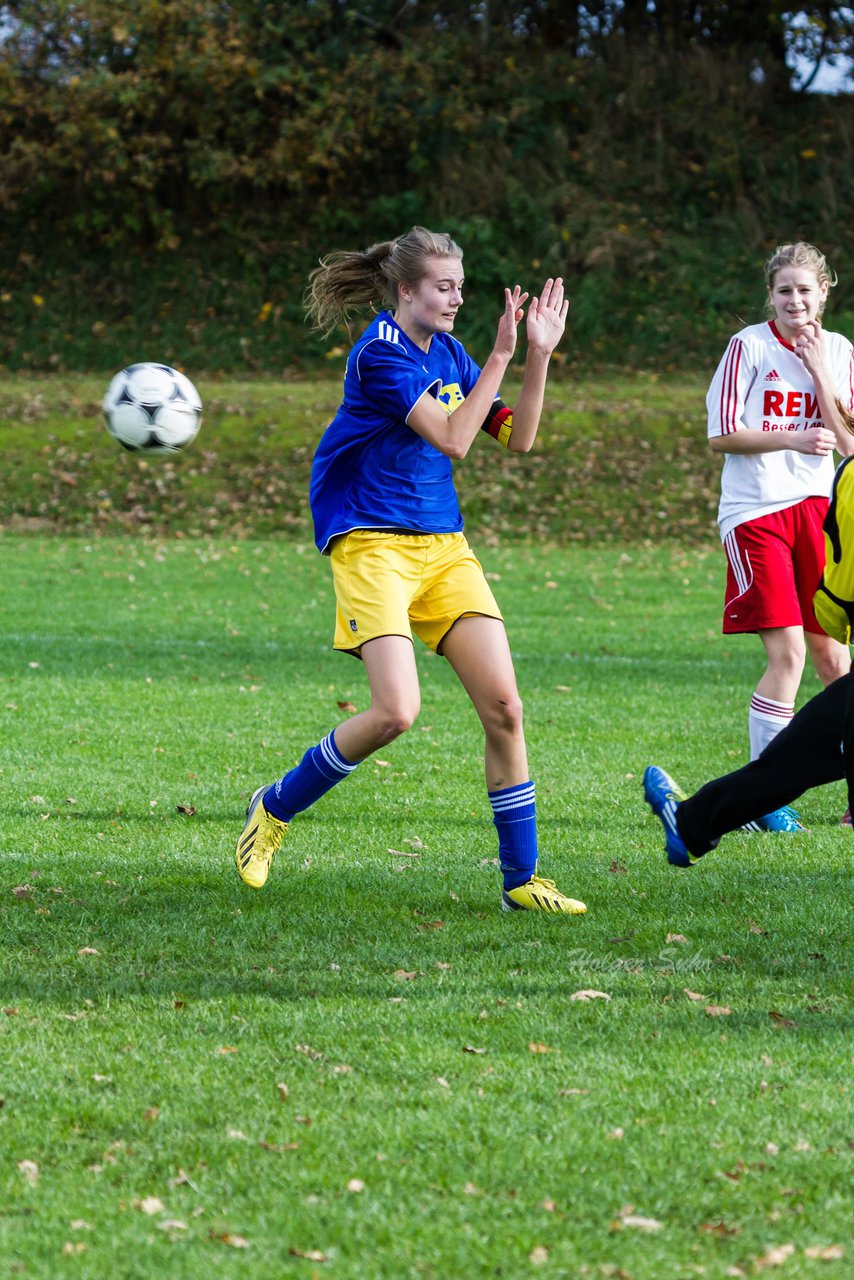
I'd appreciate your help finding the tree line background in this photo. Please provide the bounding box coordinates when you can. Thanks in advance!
[1,0,854,375]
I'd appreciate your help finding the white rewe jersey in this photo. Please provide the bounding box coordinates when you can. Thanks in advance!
[707,319,854,541]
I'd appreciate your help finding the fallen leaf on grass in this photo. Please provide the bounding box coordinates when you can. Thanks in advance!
[137,1197,165,1215]
[698,1221,739,1236]
[4,1007,18,1016]
[608,860,627,875]
[529,1042,554,1054]
[804,1245,845,1260]
[416,920,444,931]
[259,1140,300,1152]
[62,1243,86,1255]
[665,933,688,944]
[215,1045,239,1055]
[210,1231,250,1249]
[753,1243,795,1269]
[276,1082,290,1101]
[157,1219,188,1232]
[144,1106,160,1122]
[683,990,706,1002]
[392,969,419,981]
[611,1214,664,1233]
[336,700,357,713]
[558,1088,590,1096]
[176,804,196,816]
[607,1127,624,1141]
[529,1245,549,1264]
[12,885,33,899]
[705,1005,732,1017]
[289,1249,328,1262]
[769,1011,798,1029]
[387,848,419,858]
[17,1160,39,1186]
[570,989,611,1002]
[346,1179,365,1193]
[77,947,99,956]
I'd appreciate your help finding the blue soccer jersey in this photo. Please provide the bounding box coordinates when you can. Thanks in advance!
[310,311,485,553]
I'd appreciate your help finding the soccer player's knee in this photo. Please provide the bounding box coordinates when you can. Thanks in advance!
[376,702,419,742]
[493,692,524,736]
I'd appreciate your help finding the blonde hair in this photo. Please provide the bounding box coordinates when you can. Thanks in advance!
[305,226,464,335]
[765,242,854,436]
[764,241,837,316]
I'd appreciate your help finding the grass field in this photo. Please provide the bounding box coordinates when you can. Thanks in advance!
[0,529,850,1280]
[0,371,718,545]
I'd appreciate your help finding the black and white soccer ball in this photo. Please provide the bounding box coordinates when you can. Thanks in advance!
[103,363,202,454]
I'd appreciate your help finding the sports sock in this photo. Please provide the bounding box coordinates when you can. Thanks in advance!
[264,731,358,822]
[489,780,538,891]
[748,693,794,761]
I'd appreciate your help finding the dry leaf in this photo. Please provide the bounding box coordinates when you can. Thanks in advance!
[17,1160,39,1186]
[769,1011,798,1029]
[336,700,357,713]
[705,1005,732,1017]
[176,804,196,816]
[569,989,611,1002]
[665,933,688,944]
[77,947,99,956]
[436,1077,450,1088]
[144,1106,160,1122]
[621,1215,664,1232]
[215,1045,239,1054]
[346,1178,365,1193]
[609,860,628,875]
[529,1245,549,1264]
[607,1127,624,1141]
[157,1219,188,1231]
[289,1249,328,1262]
[529,1042,554,1054]
[215,1233,250,1249]
[753,1243,795,1269]
[137,1197,165,1215]
[276,1082,290,1100]
[683,990,706,1001]
[392,969,418,981]
[698,1221,739,1236]
[62,1243,86,1256]
[387,848,419,857]
[804,1245,844,1260]
[462,1045,486,1055]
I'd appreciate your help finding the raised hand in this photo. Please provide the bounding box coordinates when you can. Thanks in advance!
[526,277,569,356]
[793,318,828,376]
[493,284,529,362]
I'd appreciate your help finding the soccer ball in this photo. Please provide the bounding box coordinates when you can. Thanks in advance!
[103,363,202,454]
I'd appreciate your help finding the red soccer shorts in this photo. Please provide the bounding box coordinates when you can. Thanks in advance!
[722,496,830,635]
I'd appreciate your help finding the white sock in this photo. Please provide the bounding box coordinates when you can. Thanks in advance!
[748,694,794,761]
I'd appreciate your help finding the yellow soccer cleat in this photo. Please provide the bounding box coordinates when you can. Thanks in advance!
[235,785,288,889]
[501,874,587,915]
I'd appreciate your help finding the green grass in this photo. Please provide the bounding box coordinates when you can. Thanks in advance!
[0,535,851,1279]
[0,370,718,543]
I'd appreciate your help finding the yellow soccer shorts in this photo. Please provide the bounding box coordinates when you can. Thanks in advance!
[329,530,502,655]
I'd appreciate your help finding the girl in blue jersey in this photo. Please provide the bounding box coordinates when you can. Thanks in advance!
[235,226,586,915]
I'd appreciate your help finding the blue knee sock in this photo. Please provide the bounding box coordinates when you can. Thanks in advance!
[489,781,538,890]
[264,731,357,822]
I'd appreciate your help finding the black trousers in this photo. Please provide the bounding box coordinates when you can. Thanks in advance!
[676,674,854,857]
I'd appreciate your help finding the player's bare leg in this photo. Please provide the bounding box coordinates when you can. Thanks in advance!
[442,615,586,915]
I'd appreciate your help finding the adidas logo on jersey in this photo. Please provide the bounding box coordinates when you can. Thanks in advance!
[377,320,400,344]
[764,369,781,381]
